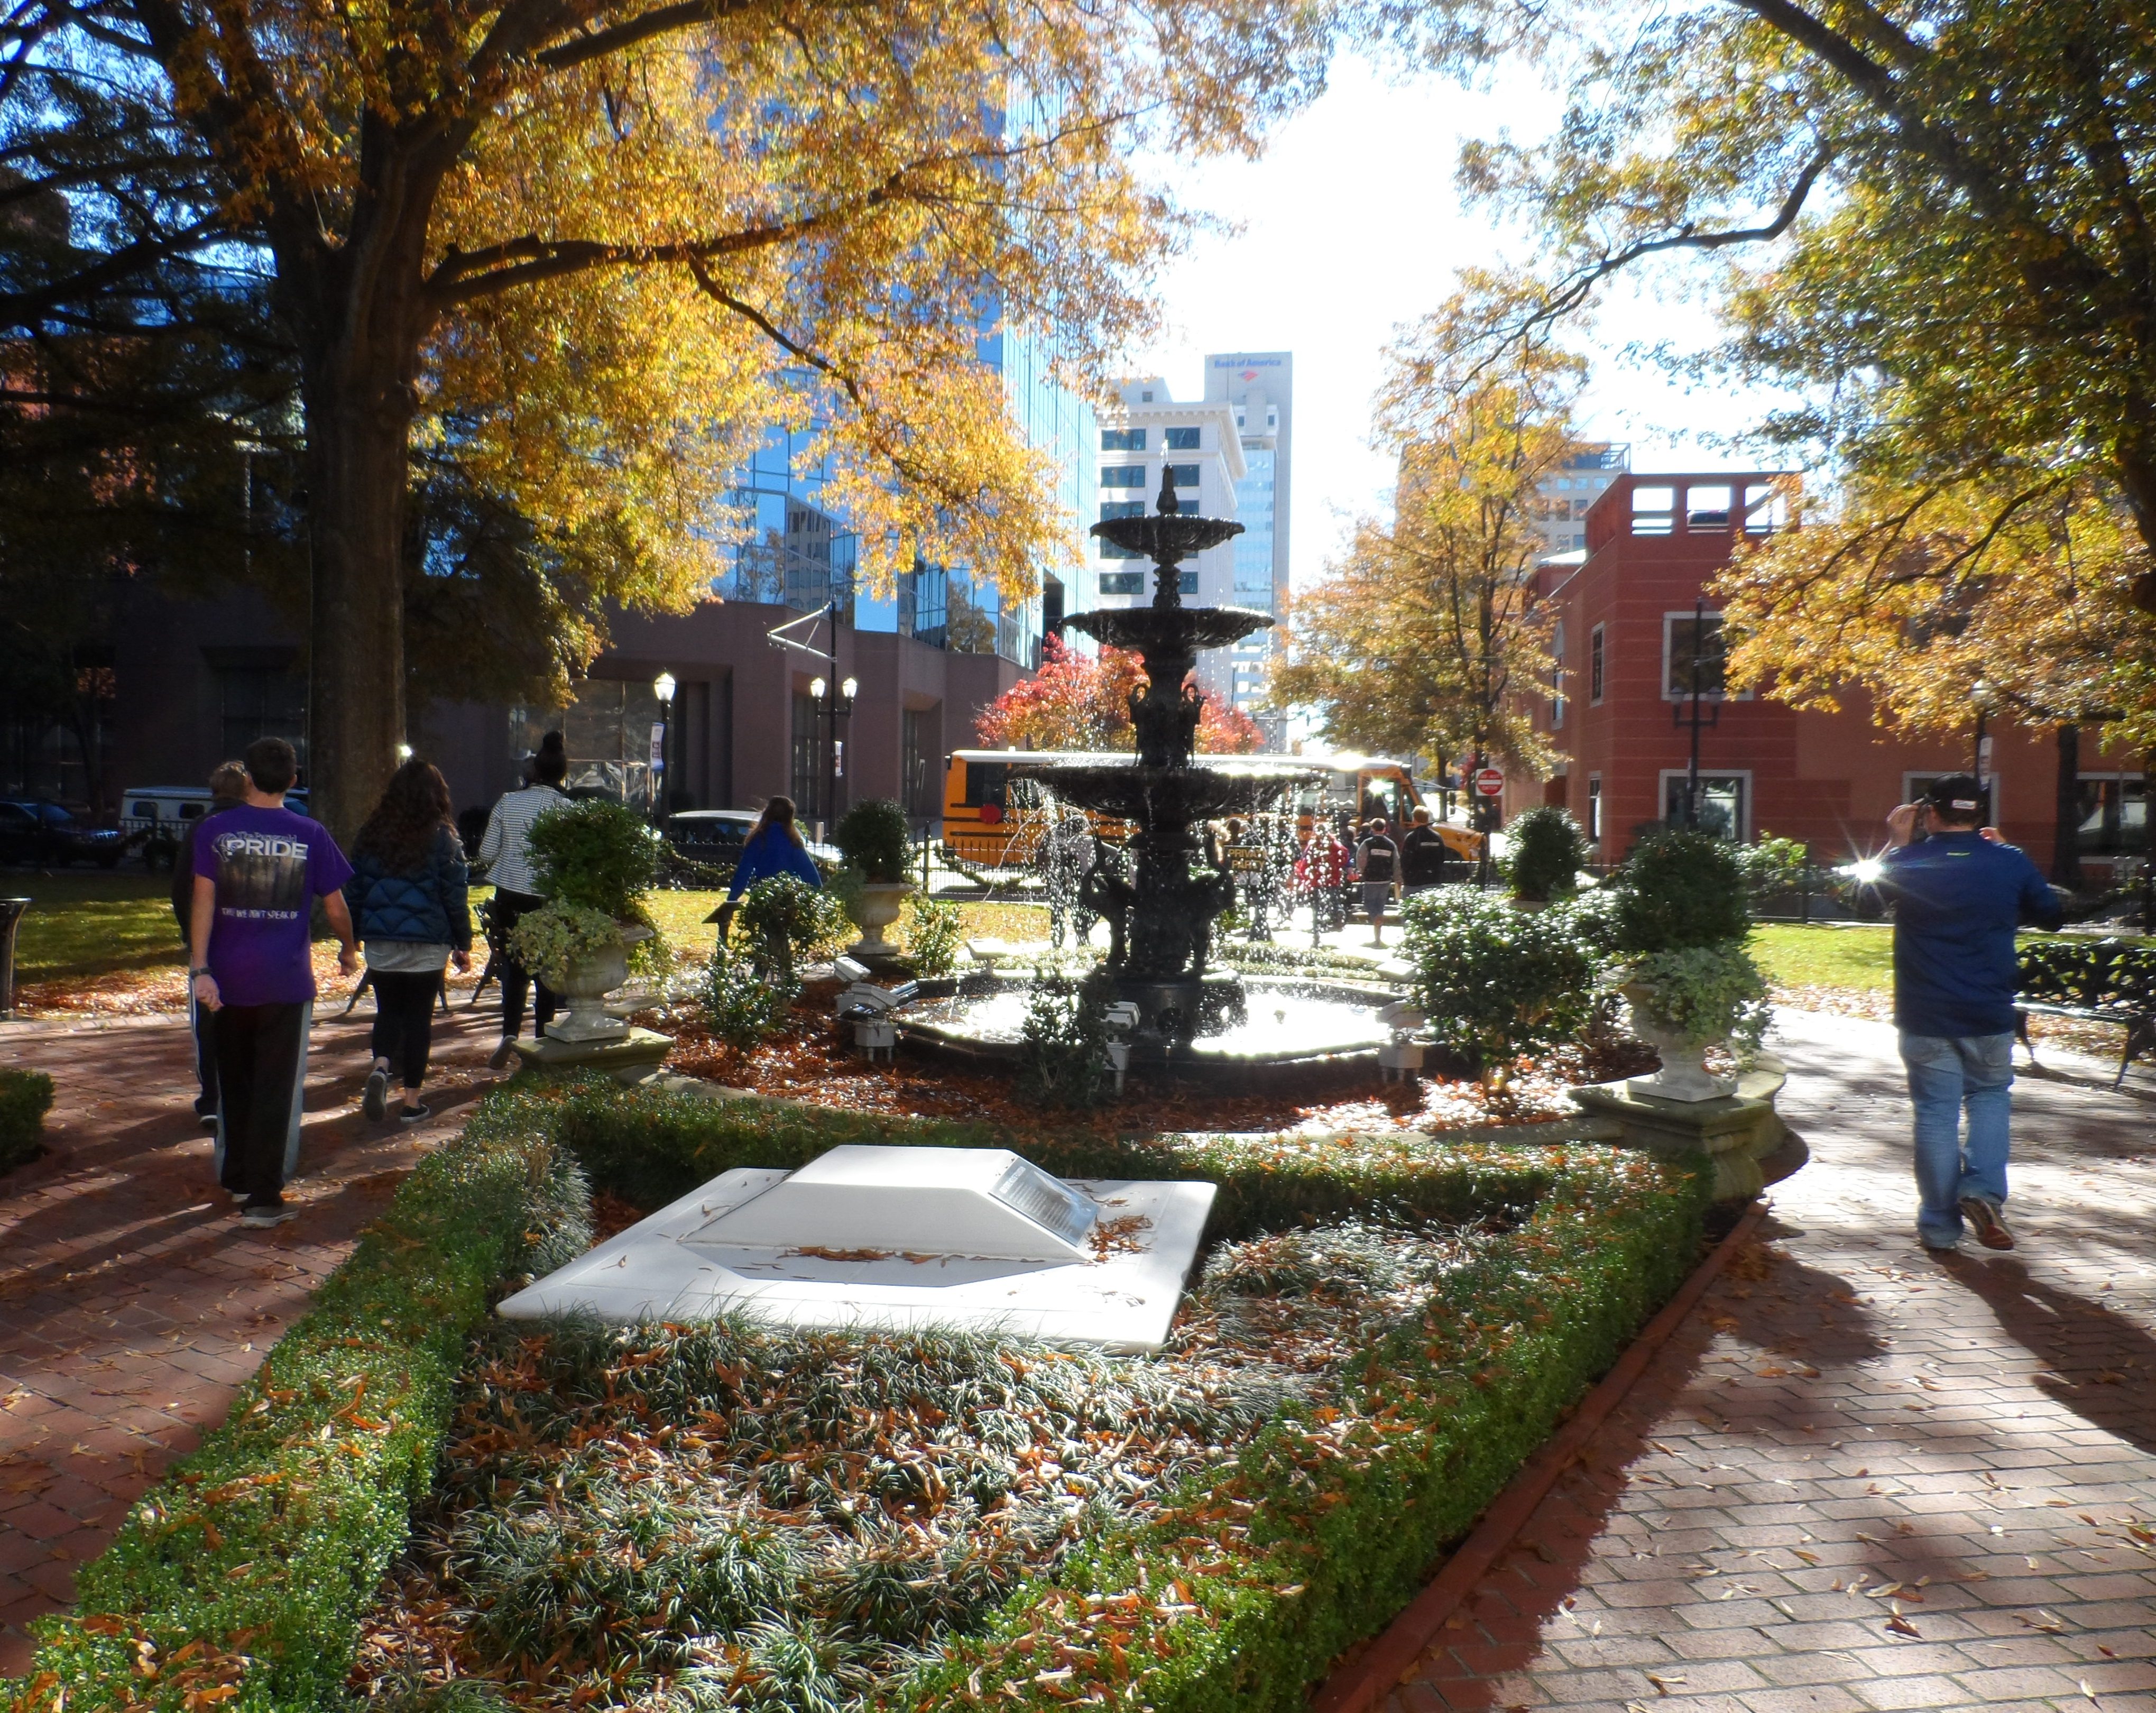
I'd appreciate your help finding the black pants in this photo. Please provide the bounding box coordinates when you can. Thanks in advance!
[215,1000,309,1205]
[492,888,559,1039]
[368,970,440,1088]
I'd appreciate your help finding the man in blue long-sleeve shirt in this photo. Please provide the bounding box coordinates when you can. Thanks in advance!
[1877,775,2063,1254]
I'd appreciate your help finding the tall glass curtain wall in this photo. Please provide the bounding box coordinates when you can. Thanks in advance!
[710,344,1089,669]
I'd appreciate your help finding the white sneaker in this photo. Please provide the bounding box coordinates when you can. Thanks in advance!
[362,1067,389,1122]
[239,1204,295,1229]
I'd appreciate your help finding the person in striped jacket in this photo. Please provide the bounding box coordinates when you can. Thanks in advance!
[476,731,568,1067]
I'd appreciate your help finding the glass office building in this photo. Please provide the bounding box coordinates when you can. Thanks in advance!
[1205,352,1293,734]
[713,341,1094,671]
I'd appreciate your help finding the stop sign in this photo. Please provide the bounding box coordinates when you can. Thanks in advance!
[1473,767,1505,797]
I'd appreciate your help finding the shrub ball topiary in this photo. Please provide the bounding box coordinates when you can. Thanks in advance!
[0,1067,54,1173]
[905,894,964,977]
[525,799,662,923]
[737,874,847,984]
[1609,826,1750,954]
[1505,805,1589,902]
[834,798,913,883]
[1401,889,1596,1085]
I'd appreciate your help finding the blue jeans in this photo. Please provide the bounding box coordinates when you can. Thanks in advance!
[1899,1032,2015,1245]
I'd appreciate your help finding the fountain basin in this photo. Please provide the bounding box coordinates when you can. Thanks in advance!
[1064,605,1275,656]
[1014,758,1320,825]
[897,972,1399,1073]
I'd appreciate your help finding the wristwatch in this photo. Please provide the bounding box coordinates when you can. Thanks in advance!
[189,966,211,978]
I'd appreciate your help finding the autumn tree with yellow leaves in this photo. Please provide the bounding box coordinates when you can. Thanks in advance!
[2,0,1321,834]
[1273,280,1582,783]
[1409,0,2156,807]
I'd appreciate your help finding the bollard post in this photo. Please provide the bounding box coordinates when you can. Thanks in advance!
[0,898,27,1019]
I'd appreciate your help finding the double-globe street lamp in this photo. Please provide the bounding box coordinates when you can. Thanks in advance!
[807,673,857,839]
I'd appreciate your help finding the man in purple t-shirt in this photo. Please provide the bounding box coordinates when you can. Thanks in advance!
[189,737,358,1227]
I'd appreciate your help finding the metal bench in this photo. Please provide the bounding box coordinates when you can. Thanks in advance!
[2014,937,2156,1089]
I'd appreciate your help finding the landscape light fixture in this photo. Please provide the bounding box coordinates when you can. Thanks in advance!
[810,675,827,699]
[651,671,677,821]
[842,676,858,701]
[395,742,413,760]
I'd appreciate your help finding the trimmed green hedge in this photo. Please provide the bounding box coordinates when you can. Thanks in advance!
[5,1101,589,1713]
[536,1083,1712,1713]
[883,1133,1709,1713]
[0,1067,54,1173]
[5,1079,1709,1713]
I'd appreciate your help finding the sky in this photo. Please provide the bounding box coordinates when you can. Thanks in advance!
[1124,54,1789,589]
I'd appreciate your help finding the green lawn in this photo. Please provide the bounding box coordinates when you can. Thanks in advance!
[1747,922,1895,995]
[2,871,185,983]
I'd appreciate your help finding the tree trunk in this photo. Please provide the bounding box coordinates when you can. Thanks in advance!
[2051,722,2084,891]
[302,357,413,847]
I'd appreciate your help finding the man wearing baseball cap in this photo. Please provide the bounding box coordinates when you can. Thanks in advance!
[1877,775,2062,1253]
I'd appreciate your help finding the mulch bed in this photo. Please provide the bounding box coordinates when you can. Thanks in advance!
[639,986,1657,1138]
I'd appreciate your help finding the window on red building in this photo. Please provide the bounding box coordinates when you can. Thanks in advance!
[1662,771,1749,841]
[1663,612,1734,700]
[1589,624,1605,704]
[1550,620,1565,729]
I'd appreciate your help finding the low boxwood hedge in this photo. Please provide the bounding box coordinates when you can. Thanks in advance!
[4,1101,591,1713]
[5,1078,1710,1713]
[0,1067,54,1174]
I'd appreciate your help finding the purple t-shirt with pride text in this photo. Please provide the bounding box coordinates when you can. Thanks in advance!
[191,806,354,1006]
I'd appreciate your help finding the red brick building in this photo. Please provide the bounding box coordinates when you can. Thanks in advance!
[1516,470,2147,877]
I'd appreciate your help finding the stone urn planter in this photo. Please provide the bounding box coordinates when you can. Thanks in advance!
[1619,981,1737,1103]
[548,923,655,1043]
[845,881,914,961]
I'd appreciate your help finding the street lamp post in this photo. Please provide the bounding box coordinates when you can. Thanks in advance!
[652,671,677,819]
[808,667,856,839]
[1674,596,1721,830]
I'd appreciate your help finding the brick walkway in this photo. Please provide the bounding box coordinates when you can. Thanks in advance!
[5,1004,2153,1705]
[0,997,510,1677]
[1388,1008,2156,1713]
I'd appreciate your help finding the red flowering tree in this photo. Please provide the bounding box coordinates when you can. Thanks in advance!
[976,634,1270,753]
[1195,699,1265,754]
[975,636,1144,750]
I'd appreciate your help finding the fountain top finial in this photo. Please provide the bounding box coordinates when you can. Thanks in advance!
[1155,466,1179,517]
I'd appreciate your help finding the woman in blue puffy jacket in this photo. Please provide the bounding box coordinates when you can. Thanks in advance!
[345,760,472,1123]
[711,795,822,939]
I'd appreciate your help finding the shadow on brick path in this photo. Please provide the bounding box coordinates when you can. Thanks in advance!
[1943,1257,2156,1460]
[1386,1009,2156,1713]
[0,999,513,1675]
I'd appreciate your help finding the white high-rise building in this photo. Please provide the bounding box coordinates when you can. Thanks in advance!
[1203,353,1291,743]
[1535,443,1629,556]
[1089,377,1244,695]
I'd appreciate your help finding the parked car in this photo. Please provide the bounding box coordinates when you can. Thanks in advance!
[659,809,840,882]
[122,785,310,870]
[0,800,130,868]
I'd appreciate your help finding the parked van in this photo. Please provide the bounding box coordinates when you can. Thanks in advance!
[122,786,310,870]
[939,749,1482,871]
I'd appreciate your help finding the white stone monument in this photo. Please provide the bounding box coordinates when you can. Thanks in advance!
[499,1145,1217,1353]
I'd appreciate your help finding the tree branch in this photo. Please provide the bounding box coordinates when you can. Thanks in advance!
[1525,143,1836,338]
[533,0,760,70]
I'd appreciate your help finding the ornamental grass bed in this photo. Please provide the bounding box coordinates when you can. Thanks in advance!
[5,1082,1709,1713]
[355,1218,1494,1711]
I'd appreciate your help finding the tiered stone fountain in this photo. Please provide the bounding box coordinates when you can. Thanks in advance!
[1021,471,1320,1037]
[897,474,1398,1072]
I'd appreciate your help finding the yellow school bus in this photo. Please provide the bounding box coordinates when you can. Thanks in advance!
[940,748,1482,870]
